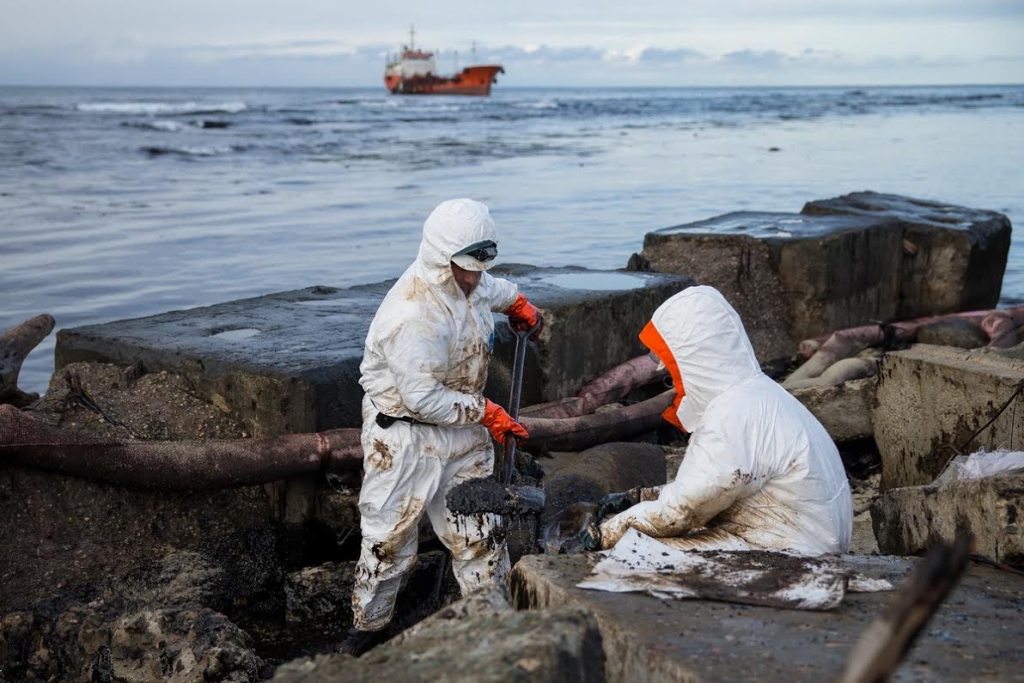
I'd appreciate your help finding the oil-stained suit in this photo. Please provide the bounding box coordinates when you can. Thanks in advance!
[352,199,521,631]
[599,286,853,555]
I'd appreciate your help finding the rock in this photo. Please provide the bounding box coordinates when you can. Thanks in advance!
[802,191,1012,319]
[385,581,512,648]
[285,561,356,630]
[55,268,690,435]
[0,314,55,408]
[0,466,282,611]
[872,344,1024,490]
[788,377,876,442]
[270,607,604,683]
[640,211,903,361]
[871,473,1024,566]
[511,553,1024,682]
[0,600,263,683]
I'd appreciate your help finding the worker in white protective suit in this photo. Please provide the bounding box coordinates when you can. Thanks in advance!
[340,198,543,656]
[596,285,853,555]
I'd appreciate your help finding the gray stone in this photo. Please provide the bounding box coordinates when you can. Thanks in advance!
[511,553,1024,683]
[872,344,1024,490]
[271,607,605,683]
[385,581,512,648]
[640,211,903,361]
[55,267,690,436]
[788,377,876,442]
[0,603,263,683]
[802,191,1012,319]
[871,473,1024,565]
[284,561,356,628]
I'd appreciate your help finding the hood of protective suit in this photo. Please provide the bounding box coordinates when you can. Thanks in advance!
[641,286,761,433]
[417,199,499,285]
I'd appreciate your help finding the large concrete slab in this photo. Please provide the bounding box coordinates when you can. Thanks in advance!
[55,266,690,436]
[872,473,1024,565]
[873,344,1024,490]
[512,553,1024,683]
[640,211,903,360]
[802,191,1012,319]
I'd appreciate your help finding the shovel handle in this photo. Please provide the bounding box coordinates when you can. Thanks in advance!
[499,316,542,485]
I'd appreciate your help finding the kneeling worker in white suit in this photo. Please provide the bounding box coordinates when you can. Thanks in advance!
[597,286,853,555]
[340,199,542,656]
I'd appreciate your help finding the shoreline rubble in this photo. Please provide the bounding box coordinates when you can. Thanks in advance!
[2,190,1022,682]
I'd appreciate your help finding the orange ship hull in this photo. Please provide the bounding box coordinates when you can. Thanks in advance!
[385,65,504,96]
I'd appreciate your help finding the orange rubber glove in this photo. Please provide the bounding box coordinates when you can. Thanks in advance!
[505,293,543,338]
[481,399,529,445]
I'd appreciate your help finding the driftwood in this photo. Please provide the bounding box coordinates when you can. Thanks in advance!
[839,533,972,683]
[786,306,1024,387]
[0,314,55,407]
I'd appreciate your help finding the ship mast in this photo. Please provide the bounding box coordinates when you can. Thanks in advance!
[409,25,416,51]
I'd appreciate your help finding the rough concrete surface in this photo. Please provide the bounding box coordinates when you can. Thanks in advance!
[873,344,1024,491]
[872,473,1024,565]
[802,191,1012,319]
[55,267,690,435]
[271,607,605,683]
[640,211,904,360]
[789,377,876,443]
[512,553,1024,683]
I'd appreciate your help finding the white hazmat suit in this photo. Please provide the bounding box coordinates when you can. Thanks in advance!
[352,199,520,631]
[600,286,853,555]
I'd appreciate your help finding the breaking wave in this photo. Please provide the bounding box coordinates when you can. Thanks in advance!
[77,101,247,115]
[140,144,239,158]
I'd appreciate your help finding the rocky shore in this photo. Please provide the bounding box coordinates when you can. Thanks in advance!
[2,191,1023,682]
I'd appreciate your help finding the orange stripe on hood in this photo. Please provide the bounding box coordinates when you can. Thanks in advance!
[639,320,686,431]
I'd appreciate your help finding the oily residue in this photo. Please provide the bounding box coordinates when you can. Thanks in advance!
[368,439,394,471]
[370,496,426,564]
[447,478,521,516]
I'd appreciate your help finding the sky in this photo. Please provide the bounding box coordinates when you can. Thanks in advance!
[1,0,1022,88]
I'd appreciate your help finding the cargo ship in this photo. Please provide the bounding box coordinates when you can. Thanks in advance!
[384,28,504,96]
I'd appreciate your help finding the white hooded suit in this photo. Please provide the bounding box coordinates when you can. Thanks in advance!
[600,286,853,555]
[352,199,519,631]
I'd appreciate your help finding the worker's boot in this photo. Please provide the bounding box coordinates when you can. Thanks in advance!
[338,626,389,657]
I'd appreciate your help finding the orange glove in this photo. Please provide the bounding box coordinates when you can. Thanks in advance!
[505,293,543,338]
[481,399,529,445]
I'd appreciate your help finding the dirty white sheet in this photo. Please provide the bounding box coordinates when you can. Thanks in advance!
[935,449,1024,485]
[578,529,892,611]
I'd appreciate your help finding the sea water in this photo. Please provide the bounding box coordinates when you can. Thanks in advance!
[2,84,1022,394]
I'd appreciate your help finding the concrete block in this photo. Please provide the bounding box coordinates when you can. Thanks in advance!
[511,553,1024,683]
[871,473,1024,565]
[271,607,605,683]
[872,345,1024,490]
[56,267,690,436]
[0,467,276,611]
[802,191,1012,319]
[788,377,876,443]
[640,211,903,360]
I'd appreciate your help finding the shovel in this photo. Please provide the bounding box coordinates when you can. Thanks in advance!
[446,318,546,516]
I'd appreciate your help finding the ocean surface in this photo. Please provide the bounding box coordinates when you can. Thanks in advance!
[2,84,1023,395]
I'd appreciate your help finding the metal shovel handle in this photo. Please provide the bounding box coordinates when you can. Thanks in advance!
[498,317,542,485]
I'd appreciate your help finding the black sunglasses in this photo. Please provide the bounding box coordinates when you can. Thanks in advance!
[456,241,498,262]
